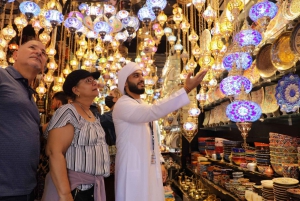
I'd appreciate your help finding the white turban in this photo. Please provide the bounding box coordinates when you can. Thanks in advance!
[117,62,141,94]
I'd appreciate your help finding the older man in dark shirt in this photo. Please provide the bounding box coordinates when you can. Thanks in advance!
[0,40,47,201]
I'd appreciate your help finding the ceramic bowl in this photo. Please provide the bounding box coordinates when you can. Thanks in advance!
[257,165,269,174]
[232,148,245,153]
[271,162,283,175]
[261,180,273,188]
[232,157,246,165]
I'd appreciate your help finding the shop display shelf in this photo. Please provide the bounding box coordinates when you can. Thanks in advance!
[186,167,240,201]
[206,158,274,179]
[170,179,189,198]
[203,62,300,111]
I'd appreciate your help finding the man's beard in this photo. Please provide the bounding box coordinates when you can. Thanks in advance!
[127,80,145,94]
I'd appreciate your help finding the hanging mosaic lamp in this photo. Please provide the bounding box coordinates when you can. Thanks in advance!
[157,11,167,27]
[116,10,129,22]
[202,4,217,29]
[235,21,262,53]
[115,32,127,43]
[226,100,262,122]
[220,75,252,96]
[94,21,112,39]
[193,0,206,12]
[138,6,156,26]
[86,4,101,21]
[2,25,16,42]
[223,51,252,71]
[146,0,167,16]
[19,1,40,21]
[45,10,64,27]
[227,0,244,21]
[104,4,116,19]
[64,17,82,33]
[249,0,278,32]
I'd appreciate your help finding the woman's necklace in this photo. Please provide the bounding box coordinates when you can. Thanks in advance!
[76,102,92,118]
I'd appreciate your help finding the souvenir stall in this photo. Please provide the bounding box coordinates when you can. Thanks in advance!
[1,0,300,200]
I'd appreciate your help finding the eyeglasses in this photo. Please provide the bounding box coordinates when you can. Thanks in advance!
[84,77,96,84]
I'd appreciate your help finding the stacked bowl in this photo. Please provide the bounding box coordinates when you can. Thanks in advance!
[223,140,242,162]
[205,138,215,157]
[215,138,226,160]
[198,137,207,155]
[245,146,256,164]
[261,180,274,200]
[273,177,299,201]
[269,132,299,176]
[232,148,246,166]
[255,142,272,174]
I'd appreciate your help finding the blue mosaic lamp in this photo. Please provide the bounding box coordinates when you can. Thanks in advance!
[19,1,40,21]
[235,21,262,53]
[64,17,82,33]
[220,75,252,96]
[94,21,112,39]
[138,6,156,26]
[45,10,64,27]
[146,0,167,16]
[249,0,278,32]
[226,100,262,122]
[223,51,252,71]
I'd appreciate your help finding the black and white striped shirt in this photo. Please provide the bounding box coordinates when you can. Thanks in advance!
[45,104,110,177]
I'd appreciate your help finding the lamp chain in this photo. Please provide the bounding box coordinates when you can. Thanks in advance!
[1,3,6,29]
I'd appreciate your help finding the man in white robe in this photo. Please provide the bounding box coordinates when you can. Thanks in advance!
[113,62,207,201]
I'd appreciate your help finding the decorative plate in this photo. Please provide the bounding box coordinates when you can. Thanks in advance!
[251,87,264,105]
[289,0,300,17]
[290,22,300,56]
[203,111,210,126]
[261,85,279,113]
[275,74,300,113]
[271,32,298,71]
[256,44,277,78]
[243,60,261,84]
[220,101,230,123]
[208,108,216,125]
[273,177,299,185]
[226,100,262,122]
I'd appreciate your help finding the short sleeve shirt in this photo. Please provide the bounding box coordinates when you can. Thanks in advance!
[45,104,110,176]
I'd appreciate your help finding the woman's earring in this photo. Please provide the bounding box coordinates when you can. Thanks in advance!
[77,94,80,97]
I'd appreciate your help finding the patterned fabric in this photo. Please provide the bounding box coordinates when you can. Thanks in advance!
[44,104,110,189]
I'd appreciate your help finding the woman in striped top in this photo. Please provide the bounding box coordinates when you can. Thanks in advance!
[42,70,110,201]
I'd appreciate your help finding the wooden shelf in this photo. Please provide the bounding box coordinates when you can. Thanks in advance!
[186,167,240,201]
[206,158,274,179]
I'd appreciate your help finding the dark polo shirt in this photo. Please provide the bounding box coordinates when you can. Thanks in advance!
[0,66,40,196]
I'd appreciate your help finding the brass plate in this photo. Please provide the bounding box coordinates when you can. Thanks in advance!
[271,32,297,71]
[290,22,300,56]
[243,60,261,84]
[256,44,277,78]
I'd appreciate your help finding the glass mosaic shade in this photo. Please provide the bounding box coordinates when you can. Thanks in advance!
[249,0,278,22]
[235,29,262,47]
[94,21,112,38]
[19,1,40,20]
[223,52,252,71]
[226,100,262,122]
[138,6,156,22]
[146,0,167,15]
[64,17,82,33]
[220,75,252,96]
[45,10,64,27]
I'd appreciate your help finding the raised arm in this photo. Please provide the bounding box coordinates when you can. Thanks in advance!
[46,124,74,201]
